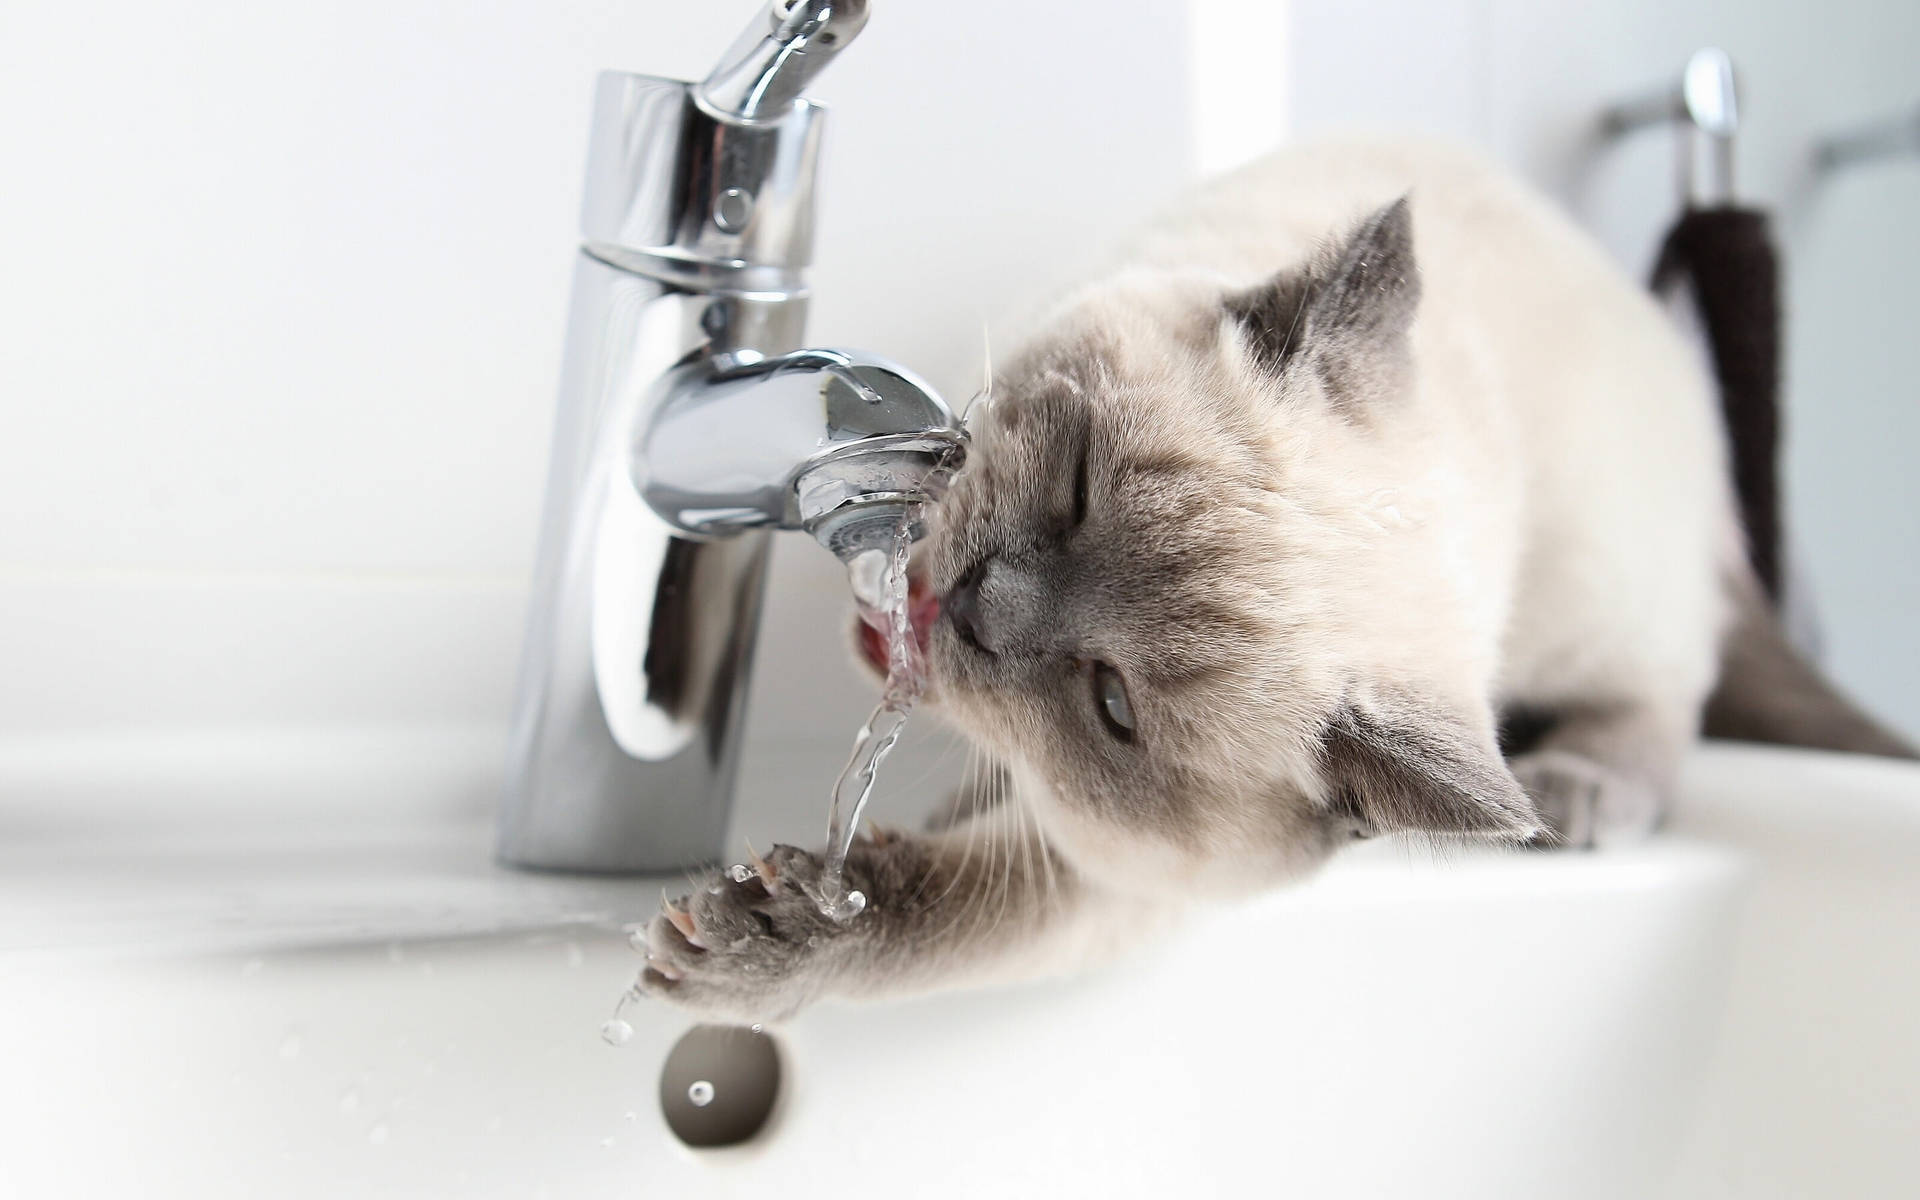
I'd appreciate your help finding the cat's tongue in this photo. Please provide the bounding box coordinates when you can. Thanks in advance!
[857,574,938,677]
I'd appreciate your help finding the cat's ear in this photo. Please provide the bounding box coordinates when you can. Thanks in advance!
[1224,256,1317,377]
[1317,695,1542,841]
[1226,195,1421,394]
[1302,194,1420,353]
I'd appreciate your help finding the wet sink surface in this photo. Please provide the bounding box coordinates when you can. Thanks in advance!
[9,736,1920,1198]
[6,842,1745,1199]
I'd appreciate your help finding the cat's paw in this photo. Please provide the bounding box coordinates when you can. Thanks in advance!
[636,843,869,1023]
[1509,749,1659,850]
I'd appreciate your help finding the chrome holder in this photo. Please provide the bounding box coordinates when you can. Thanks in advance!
[1816,104,1920,173]
[1602,47,1741,208]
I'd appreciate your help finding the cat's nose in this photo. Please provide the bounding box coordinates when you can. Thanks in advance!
[944,562,991,654]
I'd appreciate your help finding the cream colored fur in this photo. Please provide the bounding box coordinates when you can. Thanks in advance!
[638,140,1744,1021]
[1131,139,1735,739]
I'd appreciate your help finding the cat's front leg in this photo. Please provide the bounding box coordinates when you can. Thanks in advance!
[1509,700,1690,849]
[636,814,1079,1023]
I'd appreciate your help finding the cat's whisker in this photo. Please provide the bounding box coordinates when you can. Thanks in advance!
[987,776,1018,941]
[1011,775,1036,921]
[1012,769,1033,895]
[956,765,1006,950]
[1020,772,1063,914]
[919,744,984,919]
[1007,781,1030,926]
[1000,782,1024,939]
[970,794,1006,944]
[956,788,997,943]
[893,726,964,799]
[960,320,994,424]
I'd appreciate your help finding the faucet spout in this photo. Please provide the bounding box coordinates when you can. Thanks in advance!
[635,347,967,556]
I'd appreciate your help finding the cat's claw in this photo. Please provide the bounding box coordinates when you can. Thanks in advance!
[744,841,777,891]
[662,897,706,949]
[634,842,903,1022]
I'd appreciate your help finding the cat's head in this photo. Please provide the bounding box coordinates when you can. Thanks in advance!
[866,198,1541,894]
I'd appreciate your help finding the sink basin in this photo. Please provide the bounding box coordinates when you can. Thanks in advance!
[4,735,1916,1198]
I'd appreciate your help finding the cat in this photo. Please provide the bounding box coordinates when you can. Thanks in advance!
[637,138,1915,1023]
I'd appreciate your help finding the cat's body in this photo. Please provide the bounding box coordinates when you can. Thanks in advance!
[1158,140,1735,734]
[639,139,1911,1022]
[1005,139,1737,867]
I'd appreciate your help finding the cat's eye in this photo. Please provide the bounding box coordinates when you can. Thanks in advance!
[1091,661,1135,742]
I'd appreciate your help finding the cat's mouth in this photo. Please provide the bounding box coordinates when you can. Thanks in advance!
[855,572,941,678]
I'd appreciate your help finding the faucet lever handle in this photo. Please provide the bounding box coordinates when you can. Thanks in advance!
[698,0,871,123]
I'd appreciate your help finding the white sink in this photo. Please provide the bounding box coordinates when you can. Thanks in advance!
[4,736,1916,1199]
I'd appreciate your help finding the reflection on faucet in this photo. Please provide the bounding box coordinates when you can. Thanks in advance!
[639,348,966,553]
[498,1,965,874]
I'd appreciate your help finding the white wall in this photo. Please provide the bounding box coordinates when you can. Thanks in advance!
[0,1,1192,782]
[1274,0,1920,738]
[4,0,1910,768]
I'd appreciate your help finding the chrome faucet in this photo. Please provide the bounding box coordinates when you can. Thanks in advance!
[498,0,966,874]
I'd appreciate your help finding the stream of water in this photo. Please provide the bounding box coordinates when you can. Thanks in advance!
[816,507,931,921]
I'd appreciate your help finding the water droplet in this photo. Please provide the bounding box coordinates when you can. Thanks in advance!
[622,1111,638,1123]
[599,1136,616,1149]
[600,1019,633,1047]
[750,1023,763,1034]
[687,1080,715,1107]
[278,1032,302,1060]
[339,1087,361,1113]
[386,943,405,964]
[240,958,265,978]
[564,941,584,968]
[368,1123,390,1146]
[728,863,755,884]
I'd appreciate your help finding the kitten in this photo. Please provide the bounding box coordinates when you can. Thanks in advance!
[638,138,1914,1022]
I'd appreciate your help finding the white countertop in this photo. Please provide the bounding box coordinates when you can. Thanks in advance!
[3,726,1913,960]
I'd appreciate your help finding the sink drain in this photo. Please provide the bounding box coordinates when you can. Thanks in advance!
[659,1024,781,1148]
